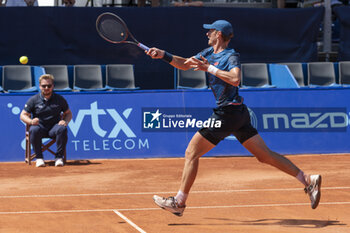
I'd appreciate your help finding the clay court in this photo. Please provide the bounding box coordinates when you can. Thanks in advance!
[0,153,349,233]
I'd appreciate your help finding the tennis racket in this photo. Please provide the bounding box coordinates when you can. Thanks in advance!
[96,12,149,51]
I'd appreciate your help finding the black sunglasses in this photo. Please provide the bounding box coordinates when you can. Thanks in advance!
[41,84,53,88]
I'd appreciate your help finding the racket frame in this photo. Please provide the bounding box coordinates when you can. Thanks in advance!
[96,12,149,51]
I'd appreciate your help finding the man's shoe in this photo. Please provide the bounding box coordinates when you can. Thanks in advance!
[304,174,322,209]
[36,158,45,167]
[55,158,64,167]
[153,195,186,216]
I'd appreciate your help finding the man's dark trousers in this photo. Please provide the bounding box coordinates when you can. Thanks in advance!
[29,124,67,159]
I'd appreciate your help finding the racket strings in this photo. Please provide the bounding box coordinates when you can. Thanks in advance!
[98,17,128,43]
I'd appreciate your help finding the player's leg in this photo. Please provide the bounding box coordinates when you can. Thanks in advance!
[242,134,300,177]
[242,134,321,209]
[179,132,216,194]
[153,132,215,216]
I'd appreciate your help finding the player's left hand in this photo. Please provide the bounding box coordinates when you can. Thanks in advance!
[185,55,209,71]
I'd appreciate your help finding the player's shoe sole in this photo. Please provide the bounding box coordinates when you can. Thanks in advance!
[153,195,185,217]
[305,174,322,209]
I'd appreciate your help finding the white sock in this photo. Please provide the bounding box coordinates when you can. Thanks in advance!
[175,190,188,206]
[296,170,308,187]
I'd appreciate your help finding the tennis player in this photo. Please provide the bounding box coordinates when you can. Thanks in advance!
[146,20,321,216]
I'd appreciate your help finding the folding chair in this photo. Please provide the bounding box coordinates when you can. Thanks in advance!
[176,68,208,89]
[105,64,139,90]
[73,65,107,91]
[339,61,350,85]
[307,62,337,86]
[2,65,37,92]
[241,63,274,88]
[25,124,67,165]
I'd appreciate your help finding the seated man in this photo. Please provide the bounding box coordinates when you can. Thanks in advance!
[20,74,72,167]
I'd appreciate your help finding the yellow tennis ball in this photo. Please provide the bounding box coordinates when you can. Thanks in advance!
[19,56,28,65]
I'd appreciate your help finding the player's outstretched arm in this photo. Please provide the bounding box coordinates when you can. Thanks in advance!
[146,47,192,70]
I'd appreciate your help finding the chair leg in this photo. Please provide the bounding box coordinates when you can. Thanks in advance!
[25,133,32,165]
[25,146,30,165]
[63,148,67,164]
[25,140,29,164]
[25,125,35,165]
[26,138,37,165]
[30,152,36,165]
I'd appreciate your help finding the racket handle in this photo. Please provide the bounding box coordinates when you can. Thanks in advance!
[138,43,149,51]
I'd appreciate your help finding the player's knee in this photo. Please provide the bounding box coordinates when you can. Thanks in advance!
[255,155,268,164]
[184,148,194,160]
[184,148,198,162]
[254,150,274,164]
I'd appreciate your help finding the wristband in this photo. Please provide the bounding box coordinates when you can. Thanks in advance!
[162,51,173,63]
[207,64,219,76]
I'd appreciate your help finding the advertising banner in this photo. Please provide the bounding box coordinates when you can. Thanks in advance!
[1,88,349,162]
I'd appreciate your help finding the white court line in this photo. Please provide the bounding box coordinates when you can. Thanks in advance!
[113,210,146,233]
[1,201,350,215]
[0,209,114,215]
[0,186,349,199]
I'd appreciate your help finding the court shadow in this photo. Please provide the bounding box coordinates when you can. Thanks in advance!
[66,160,102,166]
[170,218,345,228]
[46,160,101,166]
[169,223,197,226]
[204,218,346,228]
[239,218,346,228]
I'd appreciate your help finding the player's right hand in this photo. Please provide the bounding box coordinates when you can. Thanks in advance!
[146,48,164,59]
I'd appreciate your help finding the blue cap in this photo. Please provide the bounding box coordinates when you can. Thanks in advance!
[203,20,233,36]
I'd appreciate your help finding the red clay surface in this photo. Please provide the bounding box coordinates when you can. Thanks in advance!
[0,154,349,233]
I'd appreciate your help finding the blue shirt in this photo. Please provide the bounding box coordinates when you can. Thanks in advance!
[195,47,243,107]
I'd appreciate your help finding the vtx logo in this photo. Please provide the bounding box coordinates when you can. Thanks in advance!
[68,101,136,138]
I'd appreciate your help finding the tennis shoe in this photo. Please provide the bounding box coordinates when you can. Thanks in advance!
[36,158,45,167]
[304,174,322,209]
[153,195,186,217]
[55,158,64,167]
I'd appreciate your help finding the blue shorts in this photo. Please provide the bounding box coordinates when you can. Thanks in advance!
[198,104,258,145]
